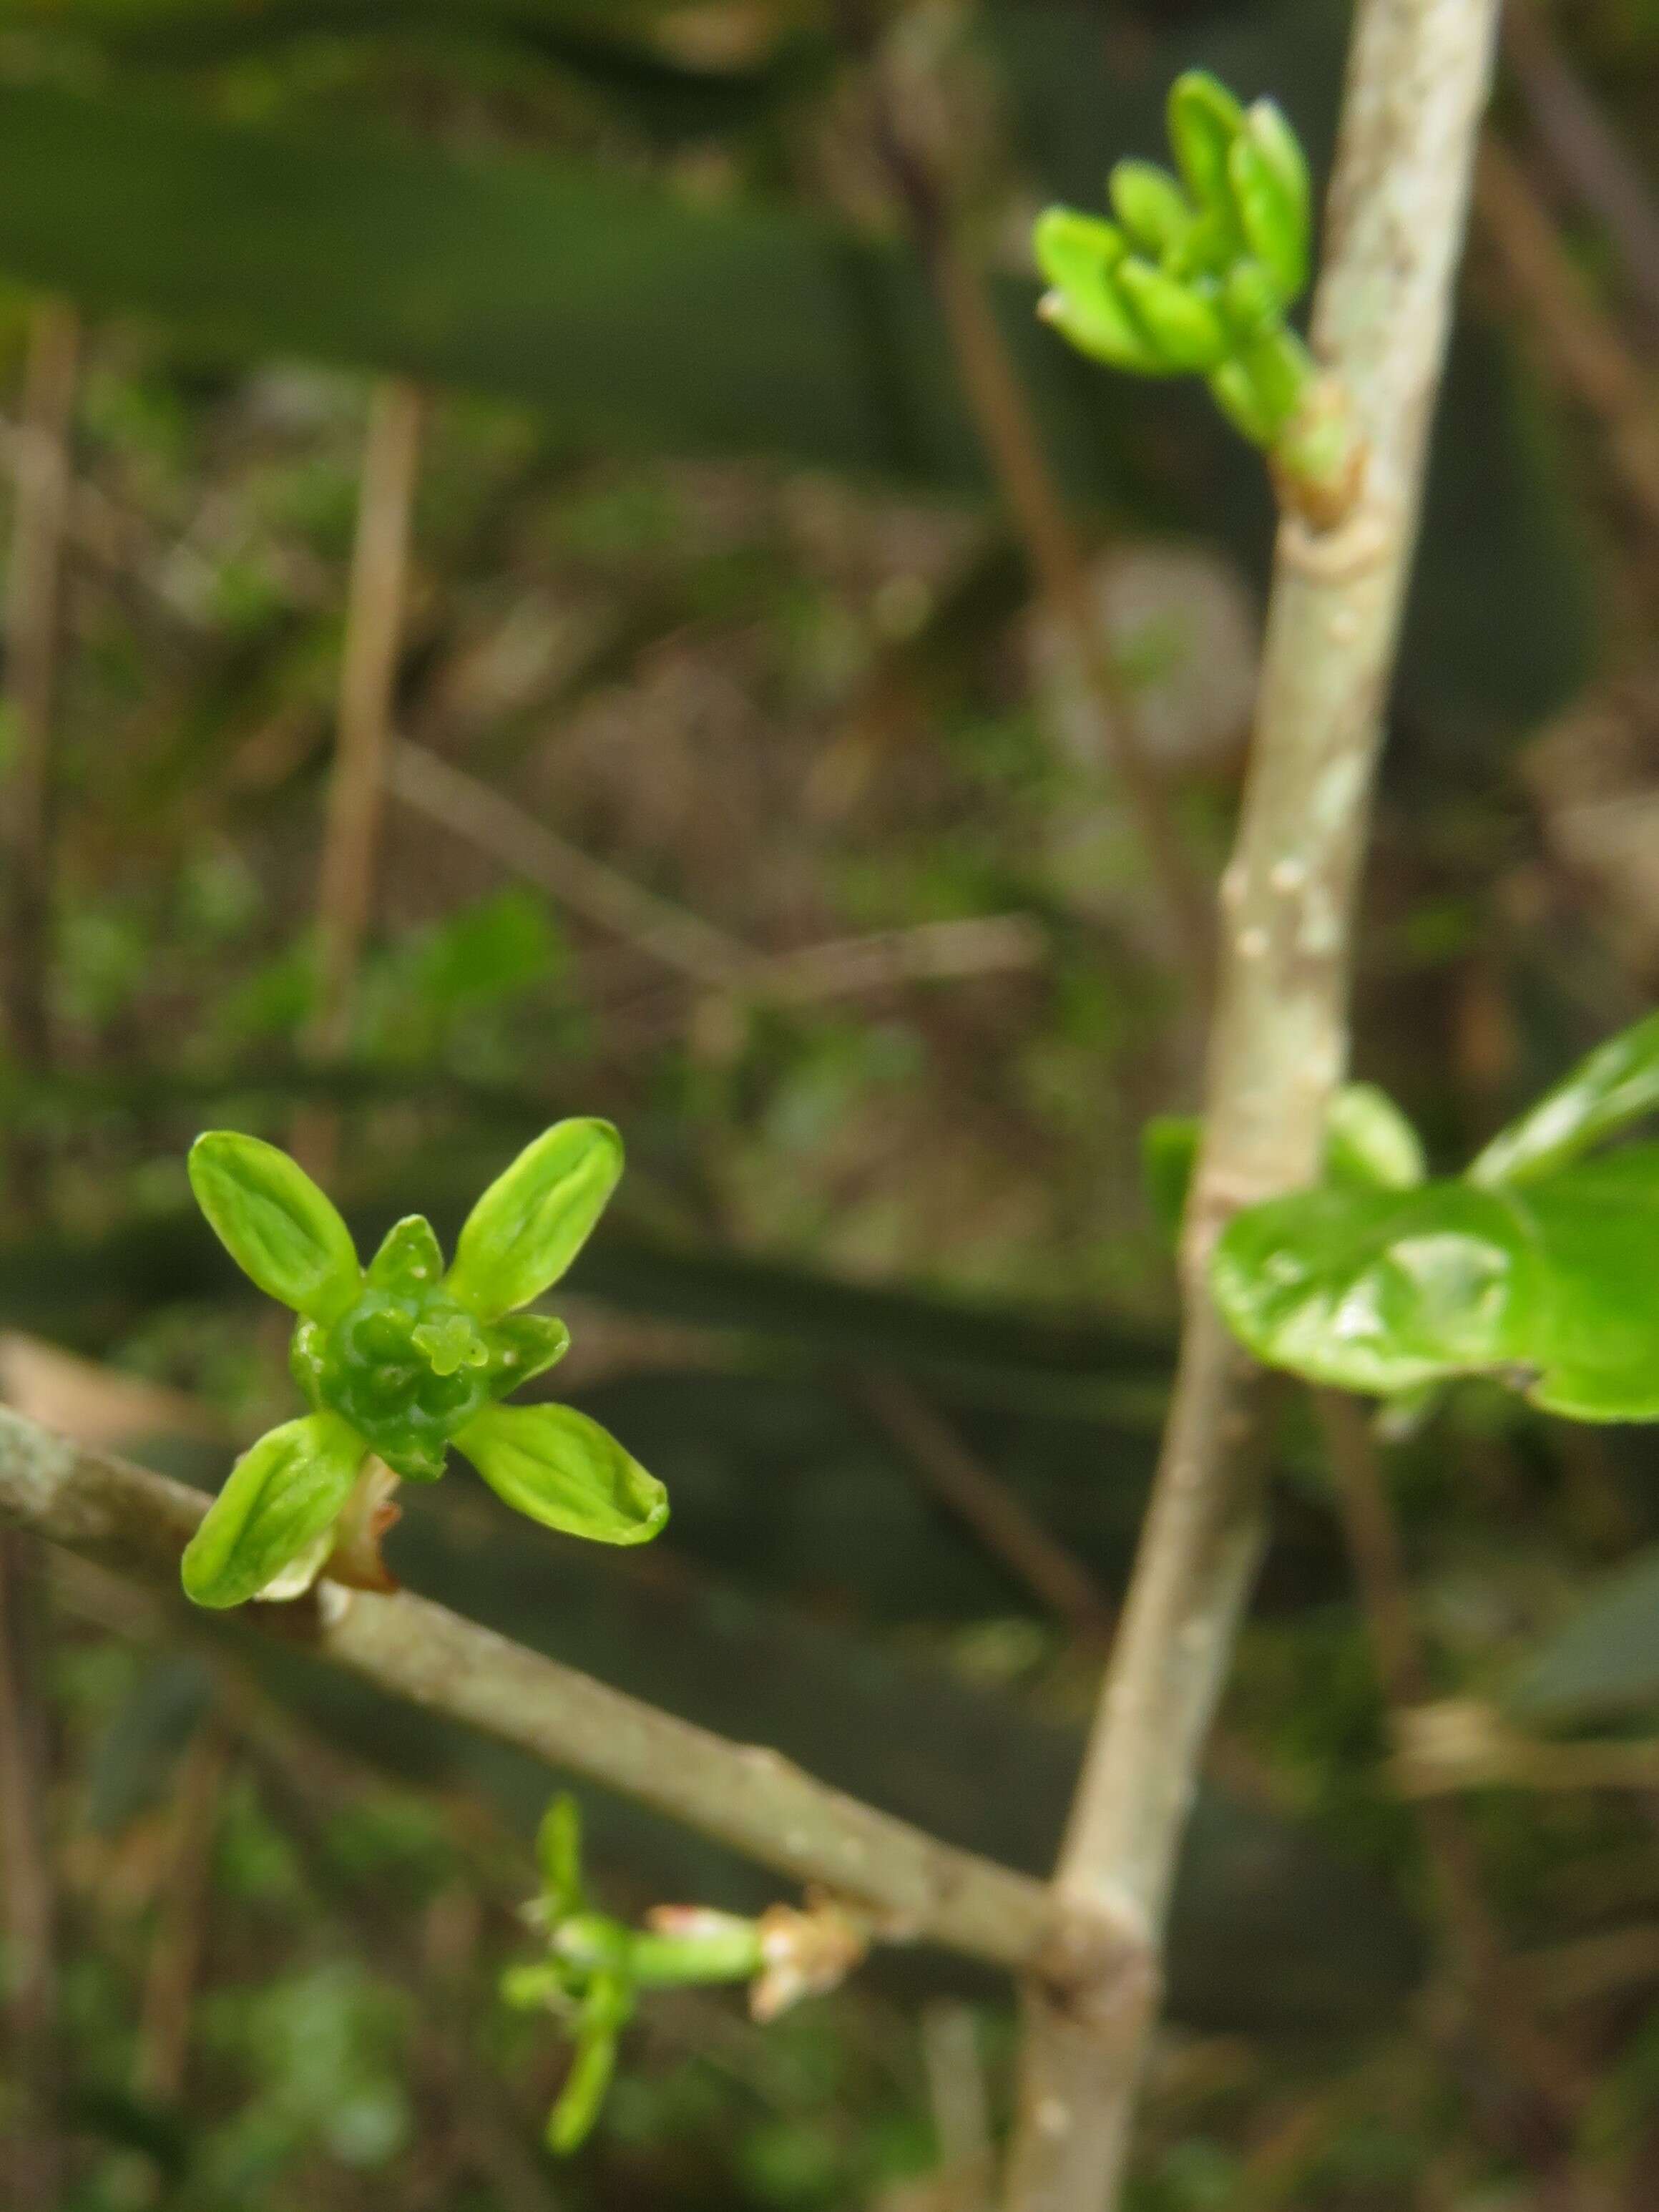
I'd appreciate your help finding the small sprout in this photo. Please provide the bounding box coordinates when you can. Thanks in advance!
[1034,70,1364,527]
[505,1797,869,2153]
[180,1121,666,1609]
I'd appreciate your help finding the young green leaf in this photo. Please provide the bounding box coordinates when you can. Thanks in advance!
[188,1130,361,1322]
[1141,1115,1200,1247]
[180,1411,365,1609]
[446,1117,624,1319]
[1228,103,1309,300]
[457,1402,667,1544]
[366,1213,446,1295]
[538,1794,586,1917]
[1114,258,1230,371]
[1324,1082,1426,1190]
[1166,71,1247,225]
[1033,208,1161,373]
[1469,1008,1659,1188]
[548,1981,630,2153]
[1211,1180,1535,1397]
[1107,159,1190,257]
[1213,1145,1659,1420]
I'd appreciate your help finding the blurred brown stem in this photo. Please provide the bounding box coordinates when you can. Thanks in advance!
[1501,0,1659,331]
[0,1532,61,2207]
[1474,133,1659,534]
[1315,1391,1587,2155]
[134,1717,228,2106]
[1,300,79,1214]
[293,376,424,1184]
[857,1373,1112,1645]
[843,9,1215,997]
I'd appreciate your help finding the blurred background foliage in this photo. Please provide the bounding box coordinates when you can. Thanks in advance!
[1,0,1658,2206]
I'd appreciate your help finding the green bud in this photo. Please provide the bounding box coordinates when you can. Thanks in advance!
[1228,118,1308,303]
[1220,258,1284,341]
[1115,258,1230,371]
[1167,71,1247,230]
[537,1794,586,1916]
[1107,159,1191,257]
[1034,207,1161,373]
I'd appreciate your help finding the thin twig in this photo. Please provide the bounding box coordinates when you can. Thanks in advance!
[1501,0,1659,331]
[1474,133,1659,534]
[839,5,1215,996]
[0,300,79,1216]
[1003,0,1502,2203]
[134,1716,229,2107]
[0,1404,1094,1983]
[856,1373,1112,1643]
[0,1533,61,2207]
[391,738,1044,1002]
[1315,1392,1587,2149]
[293,376,425,1184]
[391,736,764,990]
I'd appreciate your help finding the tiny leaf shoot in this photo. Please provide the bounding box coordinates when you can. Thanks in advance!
[1034,71,1363,527]
[182,1120,665,1607]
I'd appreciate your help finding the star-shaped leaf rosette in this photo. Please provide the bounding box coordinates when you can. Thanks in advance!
[180,1120,667,1610]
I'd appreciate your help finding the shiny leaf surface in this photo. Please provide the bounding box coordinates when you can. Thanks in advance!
[187,1130,361,1322]
[458,1401,667,1544]
[447,1117,623,1318]
[180,1411,365,1608]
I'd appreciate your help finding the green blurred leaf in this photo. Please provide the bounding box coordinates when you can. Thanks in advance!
[537,1793,587,1914]
[457,1401,667,1544]
[1507,1545,1659,1723]
[187,1129,361,1321]
[1213,1147,1659,1420]
[1141,1113,1200,1247]
[1324,1082,1426,1190]
[1470,1009,1659,1188]
[448,1117,624,1318]
[180,1410,365,1607]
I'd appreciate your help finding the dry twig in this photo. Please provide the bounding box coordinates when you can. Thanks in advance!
[293,377,425,1183]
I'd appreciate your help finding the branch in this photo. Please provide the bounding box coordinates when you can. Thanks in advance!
[0,1404,1100,1985]
[1501,0,1659,331]
[0,300,79,1173]
[1474,133,1659,534]
[1004,0,1502,2201]
[294,376,425,1183]
[391,738,1044,1003]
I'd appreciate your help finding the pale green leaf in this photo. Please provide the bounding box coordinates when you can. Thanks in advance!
[188,1130,361,1321]
[180,1411,365,1609]
[1469,1009,1659,1188]
[457,1401,667,1545]
[446,1118,623,1319]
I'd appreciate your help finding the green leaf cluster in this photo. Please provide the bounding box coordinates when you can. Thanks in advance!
[1210,1012,1659,1421]
[501,1796,763,2153]
[181,1120,667,1607]
[1034,72,1316,451]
